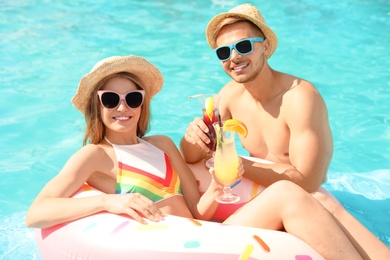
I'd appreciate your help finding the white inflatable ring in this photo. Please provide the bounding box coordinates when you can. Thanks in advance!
[35,157,328,259]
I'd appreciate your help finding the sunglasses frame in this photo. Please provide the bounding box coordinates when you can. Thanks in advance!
[215,37,265,61]
[97,90,145,109]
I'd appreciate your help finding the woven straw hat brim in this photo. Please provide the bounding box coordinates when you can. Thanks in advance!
[71,55,163,114]
[206,5,278,59]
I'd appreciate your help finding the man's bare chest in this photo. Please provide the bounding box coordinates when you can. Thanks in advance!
[235,110,290,162]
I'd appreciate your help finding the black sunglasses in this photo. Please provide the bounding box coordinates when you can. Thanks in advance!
[215,37,264,61]
[97,90,145,109]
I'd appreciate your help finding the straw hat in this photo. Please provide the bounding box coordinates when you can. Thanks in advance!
[72,55,163,114]
[206,4,278,59]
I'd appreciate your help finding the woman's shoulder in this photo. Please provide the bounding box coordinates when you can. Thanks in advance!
[81,143,106,153]
[143,135,174,145]
[143,135,176,153]
[58,143,111,184]
[71,143,109,162]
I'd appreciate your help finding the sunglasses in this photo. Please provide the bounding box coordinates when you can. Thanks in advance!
[97,90,145,109]
[215,37,264,61]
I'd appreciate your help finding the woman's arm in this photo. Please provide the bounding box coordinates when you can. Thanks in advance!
[26,145,163,228]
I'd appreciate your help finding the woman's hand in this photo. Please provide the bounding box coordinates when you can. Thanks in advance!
[103,193,165,224]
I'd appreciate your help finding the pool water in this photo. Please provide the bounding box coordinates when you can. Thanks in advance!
[1,0,389,258]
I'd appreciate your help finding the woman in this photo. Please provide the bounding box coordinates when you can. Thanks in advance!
[26,55,362,259]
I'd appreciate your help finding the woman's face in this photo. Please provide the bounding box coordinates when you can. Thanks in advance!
[99,77,142,140]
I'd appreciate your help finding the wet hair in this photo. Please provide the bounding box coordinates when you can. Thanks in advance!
[82,72,151,145]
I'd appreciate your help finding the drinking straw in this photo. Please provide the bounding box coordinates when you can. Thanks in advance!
[218,114,223,142]
[188,94,205,99]
[188,94,206,107]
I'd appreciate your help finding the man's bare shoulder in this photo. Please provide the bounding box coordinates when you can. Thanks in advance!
[283,76,323,104]
[280,76,328,125]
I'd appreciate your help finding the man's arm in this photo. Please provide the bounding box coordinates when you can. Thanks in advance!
[180,84,234,163]
[243,83,333,193]
[180,117,212,163]
[286,84,333,192]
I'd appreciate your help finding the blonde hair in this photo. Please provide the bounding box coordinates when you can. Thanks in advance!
[82,72,151,145]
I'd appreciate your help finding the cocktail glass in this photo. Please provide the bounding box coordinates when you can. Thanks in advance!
[213,122,240,204]
[189,93,220,168]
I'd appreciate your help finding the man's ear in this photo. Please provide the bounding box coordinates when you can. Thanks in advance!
[263,38,270,57]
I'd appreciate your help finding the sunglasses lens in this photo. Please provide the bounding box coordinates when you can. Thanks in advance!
[101,92,120,108]
[216,39,253,61]
[126,92,143,108]
[236,40,252,54]
[216,47,231,61]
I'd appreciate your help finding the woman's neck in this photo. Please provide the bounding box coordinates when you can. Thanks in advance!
[104,134,139,145]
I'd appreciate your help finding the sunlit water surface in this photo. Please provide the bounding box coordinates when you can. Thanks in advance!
[0,0,389,258]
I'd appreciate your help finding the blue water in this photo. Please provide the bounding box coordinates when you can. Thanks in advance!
[1,0,389,258]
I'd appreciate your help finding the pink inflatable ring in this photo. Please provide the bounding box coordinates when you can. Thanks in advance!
[35,157,331,259]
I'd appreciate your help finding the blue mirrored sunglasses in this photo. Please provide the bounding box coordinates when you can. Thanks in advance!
[215,37,264,61]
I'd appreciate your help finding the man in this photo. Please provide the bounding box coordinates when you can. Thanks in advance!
[180,3,332,193]
[180,4,389,259]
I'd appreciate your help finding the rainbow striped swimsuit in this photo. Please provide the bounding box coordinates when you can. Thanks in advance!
[107,138,182,202]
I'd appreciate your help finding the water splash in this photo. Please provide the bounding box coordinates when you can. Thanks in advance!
[0,212,41,260]
[325,169,390,200]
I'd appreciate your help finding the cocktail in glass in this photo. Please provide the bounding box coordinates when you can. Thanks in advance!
[189,93,220,168]
[213,122,240,204]
[202,102,219,151]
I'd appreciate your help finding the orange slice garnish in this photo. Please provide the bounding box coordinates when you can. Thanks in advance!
[223,119,248,138]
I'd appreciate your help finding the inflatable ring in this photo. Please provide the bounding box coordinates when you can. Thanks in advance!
[189,156,342,221]
[35,157,328,259]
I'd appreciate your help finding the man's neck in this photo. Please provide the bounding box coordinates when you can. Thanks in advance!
[243,64,278,102]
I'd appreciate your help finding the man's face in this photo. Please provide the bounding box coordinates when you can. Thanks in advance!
[215,22,268,83]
